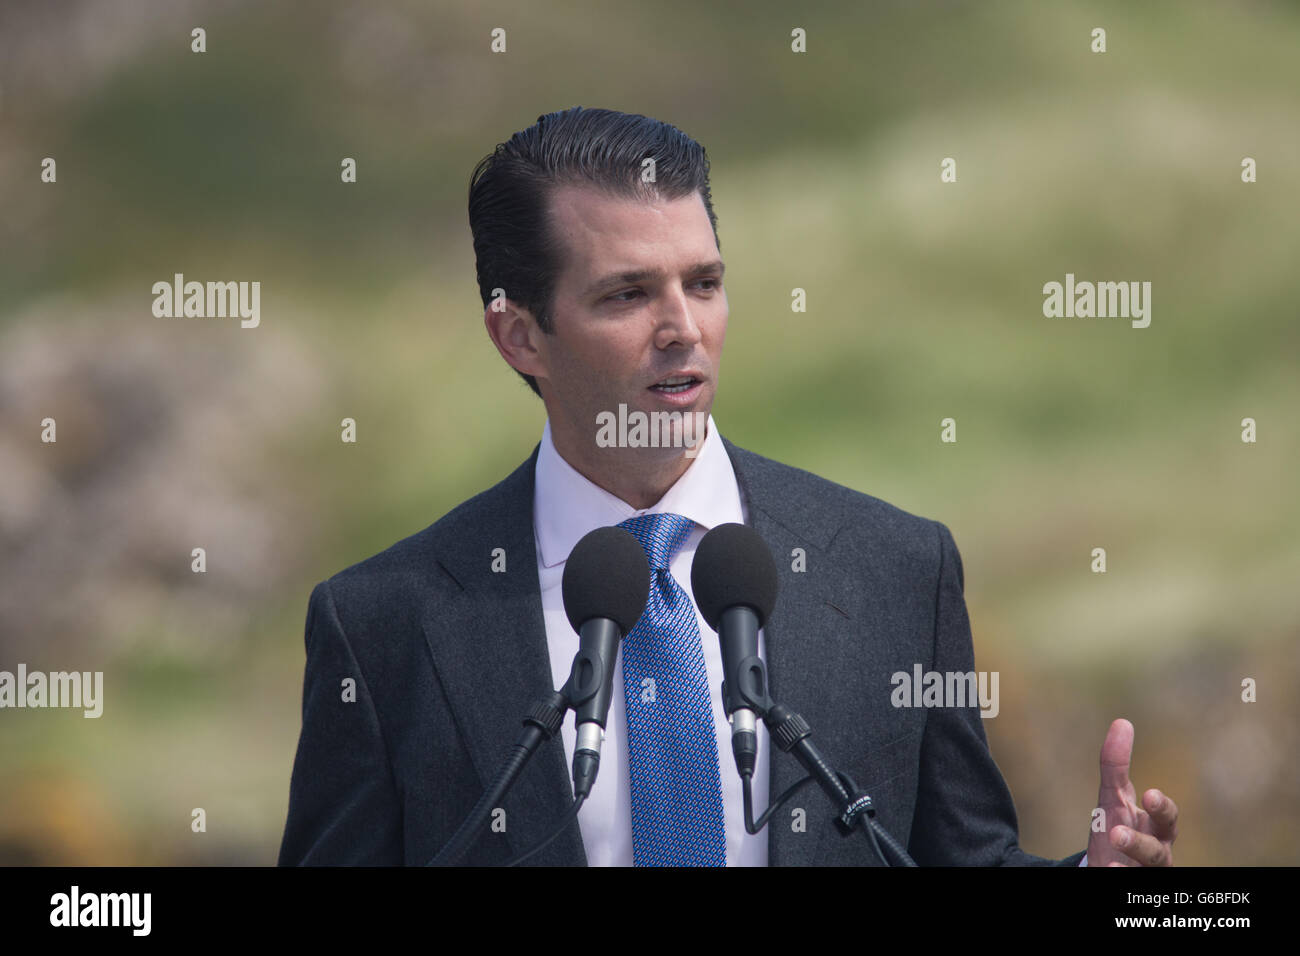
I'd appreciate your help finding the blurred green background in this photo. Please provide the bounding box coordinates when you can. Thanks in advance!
[1,0,1296,865]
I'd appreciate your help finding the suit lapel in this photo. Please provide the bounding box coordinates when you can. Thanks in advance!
[420,446,587,865]
[724,440,865,866]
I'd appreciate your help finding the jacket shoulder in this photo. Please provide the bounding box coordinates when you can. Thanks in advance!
[724,440,947,552]
[314,447,537,624]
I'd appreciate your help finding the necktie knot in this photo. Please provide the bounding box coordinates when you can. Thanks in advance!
[617,512,696,571]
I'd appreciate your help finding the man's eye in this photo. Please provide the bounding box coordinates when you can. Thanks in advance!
[606,280,719,303]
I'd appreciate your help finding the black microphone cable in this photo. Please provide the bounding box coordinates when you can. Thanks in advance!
[741,771,814,834]
[501,795,587,867]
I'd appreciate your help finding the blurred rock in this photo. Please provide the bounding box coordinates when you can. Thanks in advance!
[0,293,328,661]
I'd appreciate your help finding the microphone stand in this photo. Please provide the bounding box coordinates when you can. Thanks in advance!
[427,649,610,867]
[427,689,570,867]
[724,652,917,867]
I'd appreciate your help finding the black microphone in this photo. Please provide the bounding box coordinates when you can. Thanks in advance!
[561,526,649,798]
[691,522,778,778]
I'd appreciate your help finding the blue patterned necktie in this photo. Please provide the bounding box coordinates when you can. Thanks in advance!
[616,512,727,866]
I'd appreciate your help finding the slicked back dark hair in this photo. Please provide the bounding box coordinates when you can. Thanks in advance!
[468,106,720,398]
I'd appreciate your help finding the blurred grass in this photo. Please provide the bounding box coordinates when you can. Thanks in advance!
[1,0,1297,864]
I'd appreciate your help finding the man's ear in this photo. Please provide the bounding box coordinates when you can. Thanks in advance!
[484,298,547,381]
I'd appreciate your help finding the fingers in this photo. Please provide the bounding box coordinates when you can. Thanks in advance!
[1098,718,1135,793]
[1110,825,1173,867]
[1143,789,1179,842]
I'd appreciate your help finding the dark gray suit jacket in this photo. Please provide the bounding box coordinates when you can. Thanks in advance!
[278,439,1087,866]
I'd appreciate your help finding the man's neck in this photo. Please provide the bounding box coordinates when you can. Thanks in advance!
[549,421,707,511]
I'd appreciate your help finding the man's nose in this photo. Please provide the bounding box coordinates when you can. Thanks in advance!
[653,286,704,349]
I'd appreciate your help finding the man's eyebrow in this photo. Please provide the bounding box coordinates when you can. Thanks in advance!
[584,260,725,297]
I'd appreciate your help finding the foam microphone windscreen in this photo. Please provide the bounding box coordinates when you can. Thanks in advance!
[561,526,651,636]
[690,522,779,631]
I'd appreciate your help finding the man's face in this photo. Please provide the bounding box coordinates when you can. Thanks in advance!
[532,184,727,463]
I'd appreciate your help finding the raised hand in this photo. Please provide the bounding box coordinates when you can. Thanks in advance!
[1087,718,1178,867]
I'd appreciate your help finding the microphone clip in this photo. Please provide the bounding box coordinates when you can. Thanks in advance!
[522,691,568,740]
[722,654,773,718]
[833,771,877,836]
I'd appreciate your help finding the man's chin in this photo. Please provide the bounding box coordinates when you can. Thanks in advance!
[595,442,705,468]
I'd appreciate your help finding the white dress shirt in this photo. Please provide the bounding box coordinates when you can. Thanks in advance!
[533,414,771,866]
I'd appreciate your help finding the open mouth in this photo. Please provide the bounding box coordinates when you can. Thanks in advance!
[648,375,701,394]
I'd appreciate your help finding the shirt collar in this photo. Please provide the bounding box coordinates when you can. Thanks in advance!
[533,413,744,568]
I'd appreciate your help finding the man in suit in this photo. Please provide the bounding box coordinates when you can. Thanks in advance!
[278,107,1178,867]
